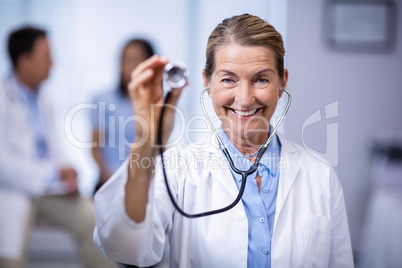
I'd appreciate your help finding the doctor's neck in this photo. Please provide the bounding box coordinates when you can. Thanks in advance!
[226,129,269,158]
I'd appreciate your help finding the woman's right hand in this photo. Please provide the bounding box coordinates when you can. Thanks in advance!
[128,55,185,157]
[125,55,186,222]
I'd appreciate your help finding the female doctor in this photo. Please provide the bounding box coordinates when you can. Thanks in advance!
[93,14,354,267]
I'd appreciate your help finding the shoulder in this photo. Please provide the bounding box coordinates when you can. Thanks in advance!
[280,133,331,164]
[0,77,23,106]
[278,133,338,180]
[166,135,216,152]
[0,80,7,99]
[161,137,220,165]
[183,136,220,157]
[279,134,344,199]
[92,89,119,102]
[0,77,13,95]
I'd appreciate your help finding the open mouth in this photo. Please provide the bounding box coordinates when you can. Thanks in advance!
[230,108,260,117]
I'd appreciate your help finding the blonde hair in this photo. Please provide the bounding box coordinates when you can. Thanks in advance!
[204,13,285,80]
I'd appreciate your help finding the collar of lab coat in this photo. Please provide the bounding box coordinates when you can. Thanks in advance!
[197,132,301,220]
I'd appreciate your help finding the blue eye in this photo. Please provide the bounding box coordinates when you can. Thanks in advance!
[222,78,233,83]
[256,78,268,83]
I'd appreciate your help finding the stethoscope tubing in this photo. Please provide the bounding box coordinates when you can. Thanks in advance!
[158,88,291,218]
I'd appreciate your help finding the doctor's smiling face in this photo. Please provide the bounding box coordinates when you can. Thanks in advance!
[203,14,288,152]
[203,44,287,148]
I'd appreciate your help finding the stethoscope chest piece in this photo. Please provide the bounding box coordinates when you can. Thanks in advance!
[163,62,189,89]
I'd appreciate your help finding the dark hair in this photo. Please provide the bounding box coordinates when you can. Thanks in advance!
[122,39,155,60]
[8,26,47,69]
[205,14,285,80]
[119,38,155,95]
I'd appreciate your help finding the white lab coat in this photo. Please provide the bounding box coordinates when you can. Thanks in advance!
[0,77,65,259]
[94,134,354,267]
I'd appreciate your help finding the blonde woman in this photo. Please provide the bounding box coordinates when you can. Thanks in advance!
[94,14,354,267]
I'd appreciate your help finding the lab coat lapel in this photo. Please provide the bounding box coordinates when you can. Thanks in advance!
[205,143,240,199]
[275,134,300,223]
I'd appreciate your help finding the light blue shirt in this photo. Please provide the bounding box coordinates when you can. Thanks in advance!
[219,128,281,268]
[91,90,135,173]
[10,74,48,159]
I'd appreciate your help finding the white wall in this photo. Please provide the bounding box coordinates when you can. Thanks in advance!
[285,0,402,254]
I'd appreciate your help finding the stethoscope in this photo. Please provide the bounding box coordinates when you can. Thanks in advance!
[158,63,292,218]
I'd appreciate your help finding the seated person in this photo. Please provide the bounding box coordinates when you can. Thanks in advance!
[0,26,113,268]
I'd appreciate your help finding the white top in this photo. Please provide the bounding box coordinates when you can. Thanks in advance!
[93,134,354,267]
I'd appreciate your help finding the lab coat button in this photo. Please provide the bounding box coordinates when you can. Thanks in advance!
[259,217,265,223]
[235,210,245,221]
[262,248,269,255]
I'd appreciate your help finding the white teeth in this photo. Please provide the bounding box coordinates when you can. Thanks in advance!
[234,109,257,116]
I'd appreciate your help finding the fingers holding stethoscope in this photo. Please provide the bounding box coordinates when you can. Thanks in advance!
[128,55,187,105]
[128,55,167,100]
[128,55,188,149]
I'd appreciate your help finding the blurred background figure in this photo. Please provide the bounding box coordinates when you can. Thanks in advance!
[0,26,113,268]
[91,38,155,194]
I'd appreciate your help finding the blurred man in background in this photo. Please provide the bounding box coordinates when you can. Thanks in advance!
[0,26,113,268]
